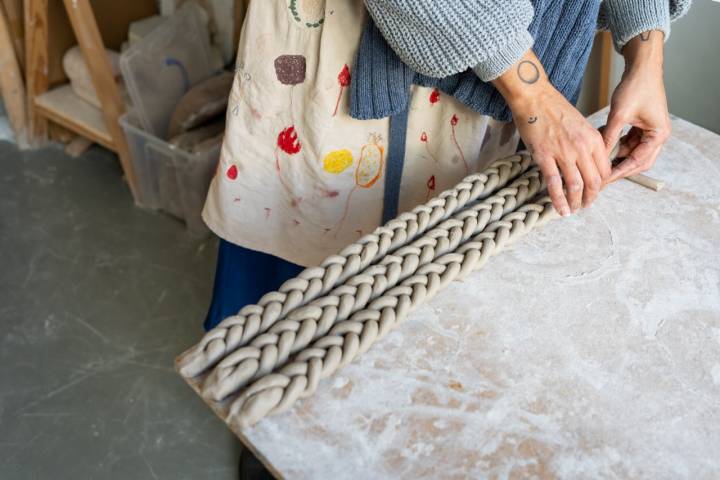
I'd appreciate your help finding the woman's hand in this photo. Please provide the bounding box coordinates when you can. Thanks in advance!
[602,30,670,183]
[492,50,610,217]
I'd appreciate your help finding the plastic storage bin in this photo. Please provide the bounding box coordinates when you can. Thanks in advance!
[119,2,216,138]
[120,112,220,235]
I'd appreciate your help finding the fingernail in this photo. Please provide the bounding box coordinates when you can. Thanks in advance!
[560,207,571,217]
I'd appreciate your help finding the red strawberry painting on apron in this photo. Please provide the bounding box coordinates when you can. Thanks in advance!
[274,55,306,207]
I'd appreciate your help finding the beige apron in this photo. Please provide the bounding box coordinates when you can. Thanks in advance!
[202,0,520,266]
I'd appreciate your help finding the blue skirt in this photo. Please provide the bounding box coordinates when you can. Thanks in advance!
[204,239,304,331]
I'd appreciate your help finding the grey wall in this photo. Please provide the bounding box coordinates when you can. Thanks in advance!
[663,0,720,133]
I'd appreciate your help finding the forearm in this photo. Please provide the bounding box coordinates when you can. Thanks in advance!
[490,49,549,123]
[621,29,664,75]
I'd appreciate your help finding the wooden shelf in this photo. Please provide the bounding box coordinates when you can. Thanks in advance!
[34,84,113,150]
[22,0,245,203]
[24,0,158,202]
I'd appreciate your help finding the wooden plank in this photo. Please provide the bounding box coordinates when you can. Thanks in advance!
[64,135,94,157]
[0,4,27,147]
[597,30,613,110]
[62,0,140,202]
[1,0,24,72]
[24,0,49,145]
[35,84,113,150]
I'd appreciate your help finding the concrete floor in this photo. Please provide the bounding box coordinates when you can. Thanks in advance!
[0,140,240,479]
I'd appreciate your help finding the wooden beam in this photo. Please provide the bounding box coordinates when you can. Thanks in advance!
[1,0,24,72]
[0,4,27,147]
[62,0,140,202]
[24,0,49,145]
[597,31,613,111]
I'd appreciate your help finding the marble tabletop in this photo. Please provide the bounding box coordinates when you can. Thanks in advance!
[191,109,720,479]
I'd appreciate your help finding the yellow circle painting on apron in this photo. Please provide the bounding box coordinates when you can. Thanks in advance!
[323,149,354,174]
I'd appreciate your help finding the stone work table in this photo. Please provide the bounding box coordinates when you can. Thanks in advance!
[183,109,720,479]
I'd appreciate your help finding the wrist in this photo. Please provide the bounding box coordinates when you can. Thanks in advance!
[491,50,551,108]
[623,30,664,75]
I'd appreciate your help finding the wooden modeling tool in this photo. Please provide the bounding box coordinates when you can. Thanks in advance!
[609,142,665,192]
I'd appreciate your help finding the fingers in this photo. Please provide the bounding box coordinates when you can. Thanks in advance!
[557,159,584,213]
[578,151,603,208]
[615,128,642,159]
[535,154,571,217]
[608,127,667,183]
[607,154,640,183]
[595,145,612,180]
[602,109,627,155]
[591,130,611,189]
[625,144,663,178]
[536,130,606,216]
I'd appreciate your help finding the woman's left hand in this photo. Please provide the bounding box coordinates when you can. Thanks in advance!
[602,30,671,183]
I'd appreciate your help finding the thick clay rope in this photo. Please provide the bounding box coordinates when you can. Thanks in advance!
[227,195,558,427]
[177,153,533,378]
[201,169,544,401]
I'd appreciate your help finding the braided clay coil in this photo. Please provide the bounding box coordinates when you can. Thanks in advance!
[202,169,545,402]
[228,199,557,426]
[177,154,532,379]
[176,152,559,428]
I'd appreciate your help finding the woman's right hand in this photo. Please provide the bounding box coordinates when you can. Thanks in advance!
[491,50,610,216]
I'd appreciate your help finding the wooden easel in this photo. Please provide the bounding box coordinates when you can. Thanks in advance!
[0,1,27,147]
[24,0,157,202]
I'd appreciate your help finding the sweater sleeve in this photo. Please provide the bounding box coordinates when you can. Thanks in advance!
[598,0,692,52]
[363,0,535,81]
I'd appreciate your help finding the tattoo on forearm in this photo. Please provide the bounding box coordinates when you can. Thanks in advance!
[640,31,651,41]
[517,60,540,84]
[528,116,538,124]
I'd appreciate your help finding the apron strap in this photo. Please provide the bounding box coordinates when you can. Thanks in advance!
[381,107,410,223]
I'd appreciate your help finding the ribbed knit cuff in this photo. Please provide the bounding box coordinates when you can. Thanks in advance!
[605,0,671,52]
[473,29,534,82]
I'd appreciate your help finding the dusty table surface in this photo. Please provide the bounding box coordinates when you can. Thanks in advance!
[205,109,720,479]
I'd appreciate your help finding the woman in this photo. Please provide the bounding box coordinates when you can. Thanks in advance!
[202,0,690,328]
[201,0,689,476]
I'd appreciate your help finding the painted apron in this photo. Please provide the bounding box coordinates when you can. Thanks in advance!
[202,0,521,266]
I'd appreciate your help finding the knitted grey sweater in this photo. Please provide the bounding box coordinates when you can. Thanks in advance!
[364,0,692,81]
